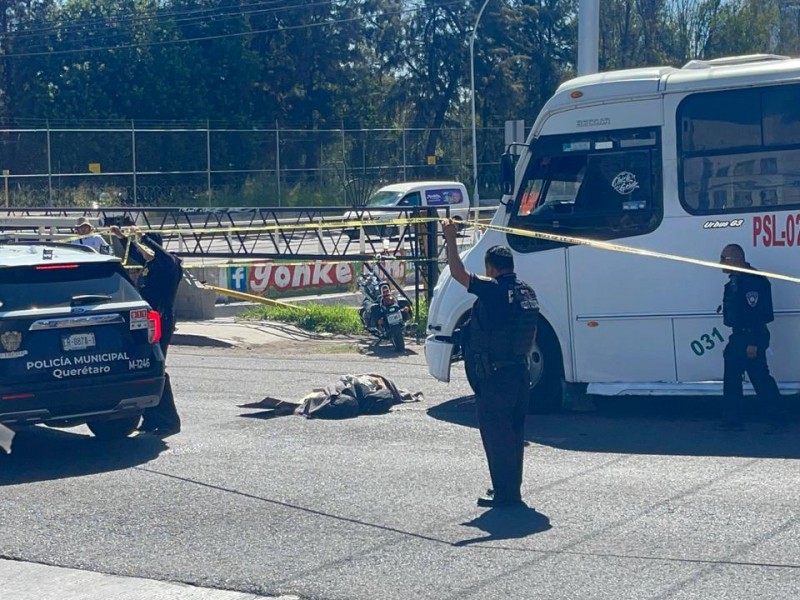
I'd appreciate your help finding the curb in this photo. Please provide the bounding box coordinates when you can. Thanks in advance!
[171,333,237,348]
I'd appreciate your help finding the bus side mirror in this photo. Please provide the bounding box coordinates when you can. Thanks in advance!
[501,152,516,195]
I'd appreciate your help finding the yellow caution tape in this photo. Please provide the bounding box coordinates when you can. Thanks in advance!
[148,255,434,271]
[94,216,441,237]
[51,213,800,286]
[475,221,800,285]
[205,285,308,311]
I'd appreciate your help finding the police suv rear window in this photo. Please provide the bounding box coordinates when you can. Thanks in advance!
[0,263,140,311]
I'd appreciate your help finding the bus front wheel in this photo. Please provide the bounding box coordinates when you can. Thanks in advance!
[527,321,564,413]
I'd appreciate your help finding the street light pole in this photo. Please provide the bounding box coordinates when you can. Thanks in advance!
[470,0,491,212]
[577,0,600,75]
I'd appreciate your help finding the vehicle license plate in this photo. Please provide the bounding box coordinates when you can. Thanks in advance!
[62,332,96,351]
[387,311,403,325]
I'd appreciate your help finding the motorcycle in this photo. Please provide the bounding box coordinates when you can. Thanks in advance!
[357,270,413,352]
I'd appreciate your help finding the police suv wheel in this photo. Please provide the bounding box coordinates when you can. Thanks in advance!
[527,322,563,413]
[87,415,141,440]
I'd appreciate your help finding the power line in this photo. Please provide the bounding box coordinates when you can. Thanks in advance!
[8,0,307,39]
[2,1,461,59]
[6,0,337,52]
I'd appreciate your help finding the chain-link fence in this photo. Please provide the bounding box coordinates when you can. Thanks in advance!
[0,123,510,208]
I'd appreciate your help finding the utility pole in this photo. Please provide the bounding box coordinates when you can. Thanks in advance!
[577,0,600,76]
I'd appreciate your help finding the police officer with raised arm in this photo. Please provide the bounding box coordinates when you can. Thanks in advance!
[719,243,785,430]
[442,220,539,508]
[111,225,184,436]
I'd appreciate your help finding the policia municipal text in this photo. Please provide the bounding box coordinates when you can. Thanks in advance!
[442,220,539,508]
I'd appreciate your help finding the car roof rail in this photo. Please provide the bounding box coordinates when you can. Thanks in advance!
[0,240,98,253]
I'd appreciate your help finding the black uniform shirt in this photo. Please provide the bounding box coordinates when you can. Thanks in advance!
[468,272,518,330]
[722,264,774,345]
[129,237,183,317]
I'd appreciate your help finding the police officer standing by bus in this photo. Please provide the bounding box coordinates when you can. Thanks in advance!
[719,243,785,430]
[111,225,184,436]
[442,220,539,508]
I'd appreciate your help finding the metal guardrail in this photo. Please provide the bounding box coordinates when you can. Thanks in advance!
[0,206,452,298]
[0,205,497,297]
[0,206,431,256]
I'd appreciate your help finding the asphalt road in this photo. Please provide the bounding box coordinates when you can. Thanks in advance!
[1,341,799,600]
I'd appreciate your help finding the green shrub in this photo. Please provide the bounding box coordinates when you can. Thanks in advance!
[240,296,430,338]
[413,297,429,338]
[240,303,362,335]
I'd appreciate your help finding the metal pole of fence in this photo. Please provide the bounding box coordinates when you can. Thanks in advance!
[275,121,281,207]
[46,120,53,205]
[413,210,421,343]
[402,125,407,182]
[341,124,347,205]
[460,127,464,184]
[426,207,439,300]
[131,120,137,207]
[206,119,212,207]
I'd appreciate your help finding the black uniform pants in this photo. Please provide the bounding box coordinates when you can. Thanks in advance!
[474,363,529,502]
[722,333,783,424]
[142,314,181,431]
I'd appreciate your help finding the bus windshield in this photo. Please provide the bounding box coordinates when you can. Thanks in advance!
[507,127,663,252]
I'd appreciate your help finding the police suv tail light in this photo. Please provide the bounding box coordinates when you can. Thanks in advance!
[147,310,162,344]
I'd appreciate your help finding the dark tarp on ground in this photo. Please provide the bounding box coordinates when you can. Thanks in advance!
[240,374,423,419]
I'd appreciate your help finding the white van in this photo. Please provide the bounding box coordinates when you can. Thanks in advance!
[425,54,800,411]
[346,181,469,238]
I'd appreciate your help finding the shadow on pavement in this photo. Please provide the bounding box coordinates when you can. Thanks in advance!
[455,505,552,546]
[428,395,800,459]
[358,342,420,359]
[0,426,167,485]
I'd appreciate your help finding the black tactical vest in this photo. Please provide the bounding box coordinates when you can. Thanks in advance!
[466,277,539,376]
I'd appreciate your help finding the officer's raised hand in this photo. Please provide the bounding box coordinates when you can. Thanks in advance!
[442,219,470,287]
[442,219,459,244]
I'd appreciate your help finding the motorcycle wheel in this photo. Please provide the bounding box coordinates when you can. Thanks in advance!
[390,325,405,352]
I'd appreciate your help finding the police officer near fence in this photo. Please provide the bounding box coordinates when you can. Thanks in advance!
[442,220,539,508]
[111,225,184,436]
[719,243,785,430]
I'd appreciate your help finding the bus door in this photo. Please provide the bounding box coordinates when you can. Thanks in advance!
[507,127,673,384]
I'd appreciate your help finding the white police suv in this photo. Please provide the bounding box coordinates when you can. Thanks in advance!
[0,243,165,439]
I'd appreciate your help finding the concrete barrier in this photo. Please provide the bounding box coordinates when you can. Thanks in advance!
[174,270,217,320]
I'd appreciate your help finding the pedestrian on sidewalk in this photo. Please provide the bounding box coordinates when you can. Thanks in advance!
[70,217,111,254]
[111,225,183,436]
[442,219,539,508]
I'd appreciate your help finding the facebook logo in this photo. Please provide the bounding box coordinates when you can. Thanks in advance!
[229,266,248,292]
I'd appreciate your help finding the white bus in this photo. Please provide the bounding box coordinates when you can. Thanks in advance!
[425,54,800,411]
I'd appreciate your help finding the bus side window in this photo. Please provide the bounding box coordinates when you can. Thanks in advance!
[679,82,800,214]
